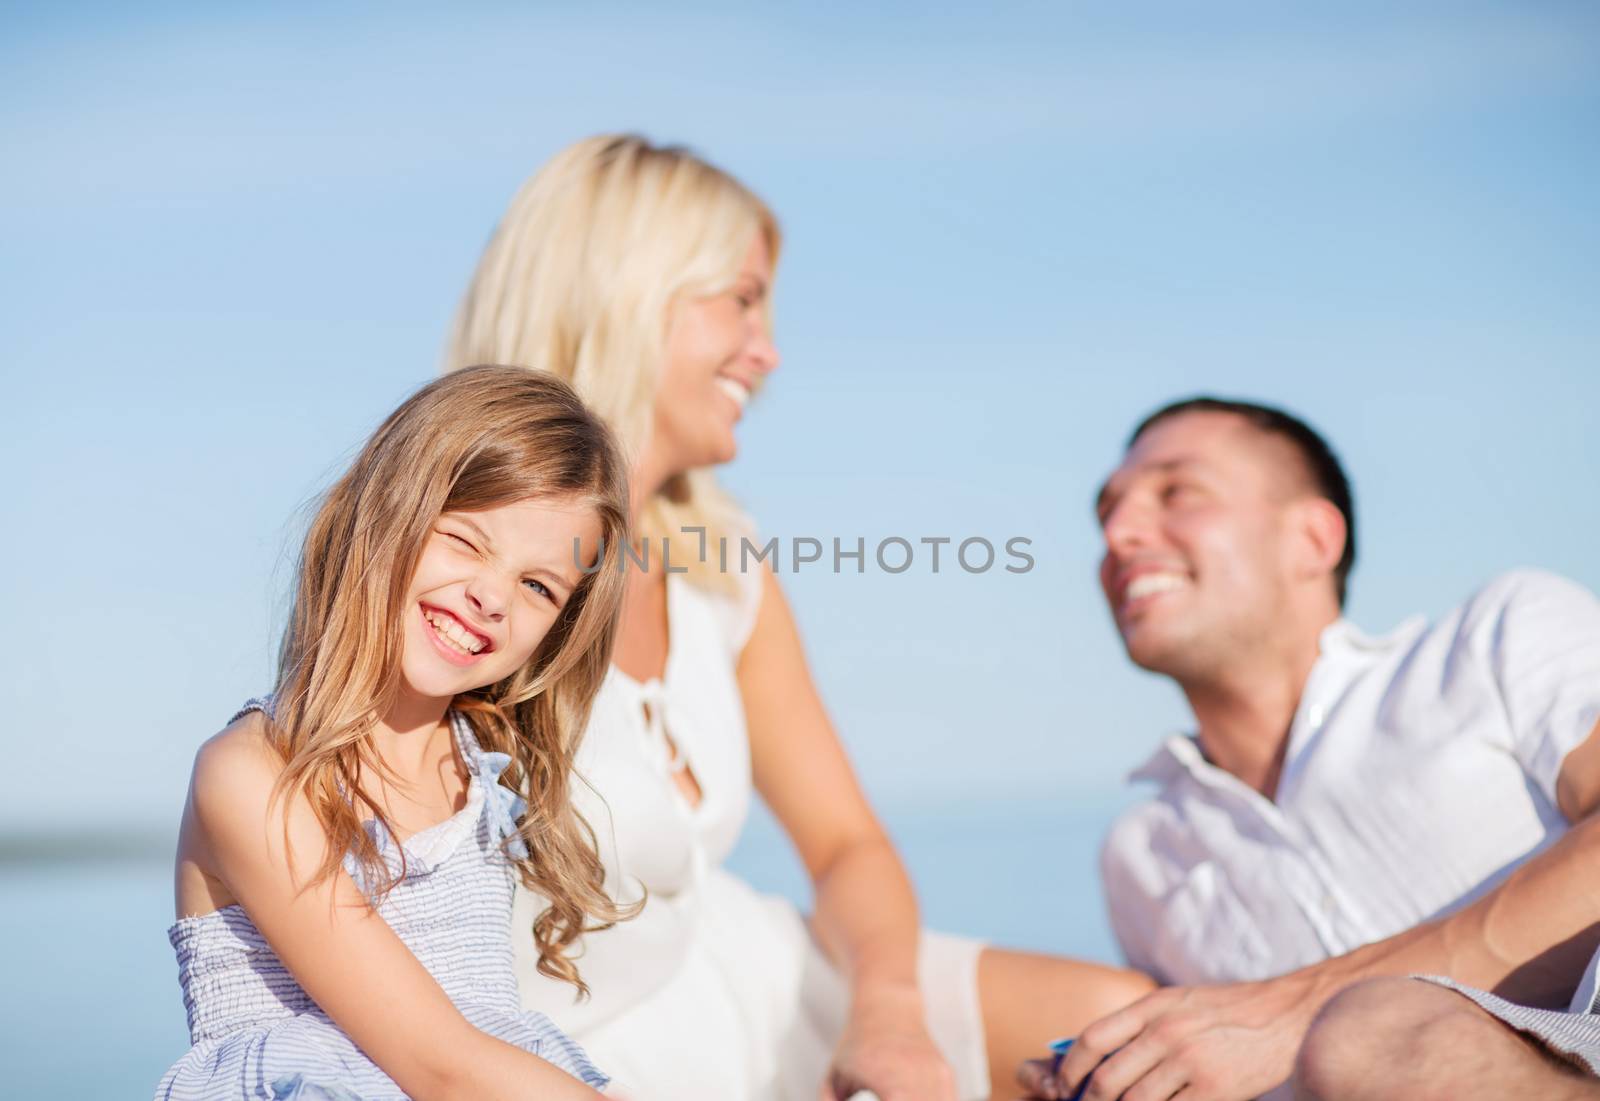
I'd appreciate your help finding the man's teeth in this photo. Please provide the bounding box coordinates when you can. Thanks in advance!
[1125,573,1188,602]
[715,377,750,411]
[424,609,484,654]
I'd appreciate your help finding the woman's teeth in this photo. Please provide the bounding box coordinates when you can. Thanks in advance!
[715,376,750,411]
[424,608,485,655]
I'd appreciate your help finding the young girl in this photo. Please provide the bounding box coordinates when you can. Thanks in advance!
[157,366,633,1101]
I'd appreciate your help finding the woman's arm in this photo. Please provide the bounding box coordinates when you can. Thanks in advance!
[738,567,957,1101]
[188,715,604,1101]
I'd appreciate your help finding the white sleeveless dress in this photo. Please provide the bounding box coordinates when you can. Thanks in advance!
[512,568,990,1099]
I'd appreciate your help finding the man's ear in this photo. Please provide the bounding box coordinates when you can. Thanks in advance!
[1291,497,1347,585]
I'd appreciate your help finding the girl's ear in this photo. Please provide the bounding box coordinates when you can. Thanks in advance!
[1291,496,1347,587]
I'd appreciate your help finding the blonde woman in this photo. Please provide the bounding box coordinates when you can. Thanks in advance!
[447,136,1153,1101]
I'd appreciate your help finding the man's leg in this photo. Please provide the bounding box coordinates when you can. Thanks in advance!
[1293,976,1600,1101]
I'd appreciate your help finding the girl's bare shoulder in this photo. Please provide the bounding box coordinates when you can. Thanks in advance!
[176,711,290,915]
[188,710,287,832]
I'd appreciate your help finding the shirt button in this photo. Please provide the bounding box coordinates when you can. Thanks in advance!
[1321,890,1337,914]
[1308,703,1326,729]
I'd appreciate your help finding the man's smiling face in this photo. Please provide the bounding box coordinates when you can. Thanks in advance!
[1096,410,1311,679]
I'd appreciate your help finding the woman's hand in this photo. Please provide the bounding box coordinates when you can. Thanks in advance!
[823,986,958,1101]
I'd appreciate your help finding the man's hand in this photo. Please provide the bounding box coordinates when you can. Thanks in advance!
[1024,974,1325,1101]
[822,986,958,1101]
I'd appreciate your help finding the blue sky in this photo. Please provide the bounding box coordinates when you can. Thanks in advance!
[4,2,1598,837]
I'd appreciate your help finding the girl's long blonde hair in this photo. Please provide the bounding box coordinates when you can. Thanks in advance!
[445,134,780,589]
[270,365,632,992]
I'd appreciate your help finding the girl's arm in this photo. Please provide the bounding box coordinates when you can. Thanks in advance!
[737,567,957,1101]
[187,714,604,1101]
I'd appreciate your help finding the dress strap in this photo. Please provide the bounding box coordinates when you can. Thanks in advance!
[230,696,274,723]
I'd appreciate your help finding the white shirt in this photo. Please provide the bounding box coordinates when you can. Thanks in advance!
[1102,569,1600,987]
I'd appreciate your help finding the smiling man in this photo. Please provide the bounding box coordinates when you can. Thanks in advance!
[1025,397,1600,1100]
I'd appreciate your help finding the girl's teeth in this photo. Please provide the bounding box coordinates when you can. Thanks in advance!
[425,610,483,654]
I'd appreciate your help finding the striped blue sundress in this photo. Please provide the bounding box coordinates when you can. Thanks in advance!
[155,700,608,1100]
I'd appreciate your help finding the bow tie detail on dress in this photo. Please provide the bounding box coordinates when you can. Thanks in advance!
[635,680,688,774]
[476,749,531,861]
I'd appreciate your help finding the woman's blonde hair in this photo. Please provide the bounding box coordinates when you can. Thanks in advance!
[445,134,780,588]
[269,365,632,992]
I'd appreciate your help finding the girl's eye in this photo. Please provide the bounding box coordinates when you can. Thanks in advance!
[523,578,553,601]
[443,531,476,551]
[1162,483,1199,504]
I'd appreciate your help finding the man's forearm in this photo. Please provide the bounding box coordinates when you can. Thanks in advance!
[1297,811,1600,1009]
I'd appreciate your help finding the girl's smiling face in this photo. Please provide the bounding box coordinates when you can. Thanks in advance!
[399,496,601,703]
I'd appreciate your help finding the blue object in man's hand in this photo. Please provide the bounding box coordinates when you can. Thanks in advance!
[1047,1037,1095,1101]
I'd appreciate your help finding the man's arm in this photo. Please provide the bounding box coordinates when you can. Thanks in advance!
[1038,715,1600,1101]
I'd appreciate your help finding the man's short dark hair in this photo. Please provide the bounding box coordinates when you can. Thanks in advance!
[1129,396,1357,607]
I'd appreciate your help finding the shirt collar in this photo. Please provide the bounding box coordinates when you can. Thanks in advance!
[1317,613,1426,656]
[1126,612,1428,790]
[1128,733,1207,788]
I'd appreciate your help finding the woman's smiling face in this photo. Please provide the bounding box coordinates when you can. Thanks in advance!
[399,496,601,703]
[649,232,780,474]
